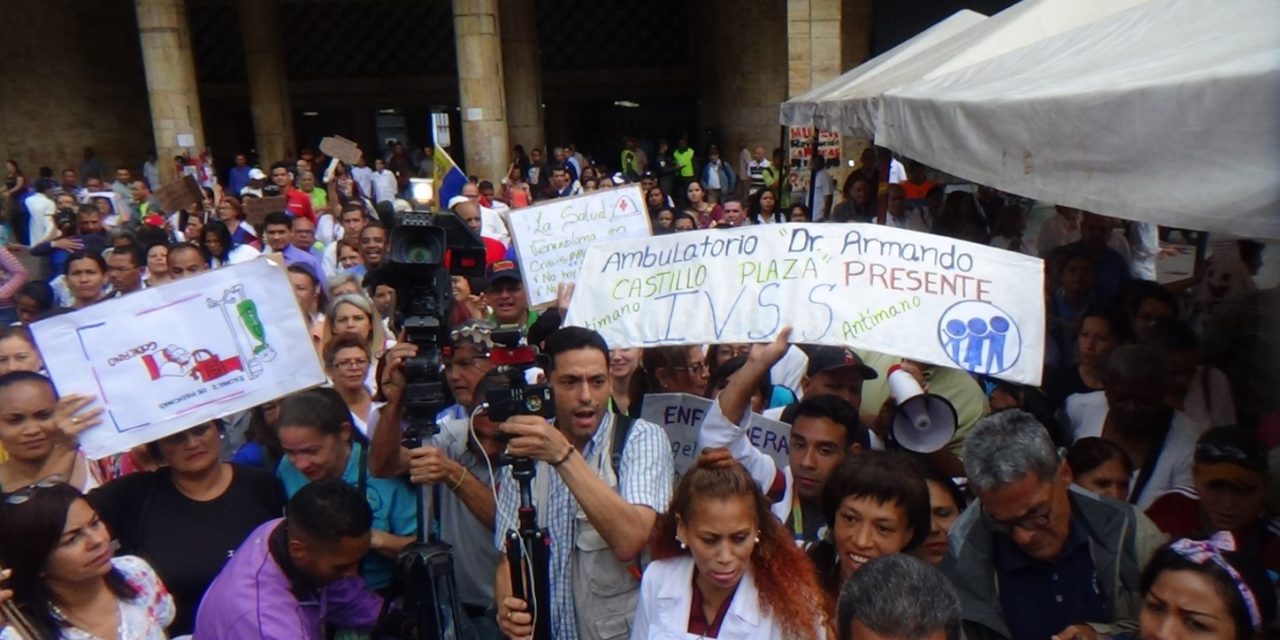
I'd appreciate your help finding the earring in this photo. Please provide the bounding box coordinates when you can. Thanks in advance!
[754,534,761,544]
[677,538,687,550]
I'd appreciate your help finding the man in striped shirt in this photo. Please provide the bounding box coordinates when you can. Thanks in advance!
[493,327,673,640]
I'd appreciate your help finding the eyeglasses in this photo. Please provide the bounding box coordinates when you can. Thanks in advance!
[5,477,66,505]
[672,363,708,375]
[983,494,1056,534]
[332,358,370,370]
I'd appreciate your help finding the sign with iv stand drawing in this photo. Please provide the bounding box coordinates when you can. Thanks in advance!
[30,258,327,459]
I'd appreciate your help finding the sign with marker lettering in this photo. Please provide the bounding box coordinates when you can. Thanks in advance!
[565,223,1045,385]
[505,185,651,306]
[640,393,791,477]
[29,258,326,459]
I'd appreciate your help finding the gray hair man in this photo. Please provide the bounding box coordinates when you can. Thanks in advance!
[838,554,960,640]
[943,410,1165,640]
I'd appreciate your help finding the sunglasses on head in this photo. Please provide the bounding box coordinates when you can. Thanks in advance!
[4,477,66,505]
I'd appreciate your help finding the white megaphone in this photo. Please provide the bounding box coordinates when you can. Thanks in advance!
[888,364,958,453]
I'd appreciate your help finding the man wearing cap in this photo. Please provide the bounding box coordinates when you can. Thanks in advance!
[241,167,267,198]
[1145,425,1280,571]
[699,329,874,545]
[484,260,538,331]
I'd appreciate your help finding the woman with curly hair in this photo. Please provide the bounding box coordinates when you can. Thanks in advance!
[634,448,830,639]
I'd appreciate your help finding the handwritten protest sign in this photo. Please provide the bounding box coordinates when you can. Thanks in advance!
[242,195,286,226]
[154,175,203,213]
[30,258,325,459]
[788,126,841,188]
[320,135,362,165]
[640,393,791,477]
[565,223,1045,385]
[505,185,650,306]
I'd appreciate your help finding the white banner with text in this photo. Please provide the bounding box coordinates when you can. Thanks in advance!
[565,223,1045,385]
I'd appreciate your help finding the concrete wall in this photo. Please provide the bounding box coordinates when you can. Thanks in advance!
[693,0,789,158]
[0,0,153,178]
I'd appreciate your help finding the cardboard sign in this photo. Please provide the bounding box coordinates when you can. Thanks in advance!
[505,185,651,306]
[154,175,202,213]
[30,258,325,459]
[788,126,841,188]
[320,135,362,166]
[242,196,286,226]
[640,393,791,477]
[565,223,1046,385]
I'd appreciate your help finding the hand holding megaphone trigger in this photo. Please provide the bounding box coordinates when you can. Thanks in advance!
[886,363,957,454]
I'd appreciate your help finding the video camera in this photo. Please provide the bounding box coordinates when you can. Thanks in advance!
[484,328,555,423]
[378,205,486,640]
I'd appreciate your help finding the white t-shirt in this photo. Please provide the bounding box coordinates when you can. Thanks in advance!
[1065,397,1202,509]
[886,209,930,233]
[811,169,834,220]
[24,192,56,244]
[1182,366,1236,428]
[1127,221,1159,280]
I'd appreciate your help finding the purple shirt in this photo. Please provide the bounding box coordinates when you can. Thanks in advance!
[278,244,327,292]
[194,519,381,639]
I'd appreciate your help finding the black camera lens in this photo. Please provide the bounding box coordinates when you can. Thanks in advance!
[389,225,445,265]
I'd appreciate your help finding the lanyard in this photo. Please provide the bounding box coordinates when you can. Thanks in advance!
[791,492,806,540]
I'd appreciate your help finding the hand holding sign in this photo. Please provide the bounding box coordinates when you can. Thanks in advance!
[319,136,362,166]
[52,394,104,440]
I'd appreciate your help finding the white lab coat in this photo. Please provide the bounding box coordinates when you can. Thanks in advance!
[632,556,807,640]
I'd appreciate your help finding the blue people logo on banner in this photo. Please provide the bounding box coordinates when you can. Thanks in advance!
[937,301,1021,375]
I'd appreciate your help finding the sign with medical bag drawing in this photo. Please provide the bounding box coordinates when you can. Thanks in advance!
[30,258,326,459]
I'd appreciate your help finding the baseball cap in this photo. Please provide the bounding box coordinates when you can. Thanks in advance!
[1194,426,1268,472]
[805,346,878,380]
[248,168,267,180]
[485,260,523,287]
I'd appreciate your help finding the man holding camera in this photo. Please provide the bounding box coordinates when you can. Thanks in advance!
[369,320,504,636]
[493,326,673,640]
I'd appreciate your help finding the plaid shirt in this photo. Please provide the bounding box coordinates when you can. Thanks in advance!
[493,413,673,639]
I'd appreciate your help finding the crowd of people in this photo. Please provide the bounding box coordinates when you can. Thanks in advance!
[0,134,1274,640]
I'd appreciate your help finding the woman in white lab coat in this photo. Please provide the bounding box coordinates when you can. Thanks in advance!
[632,449,829,640]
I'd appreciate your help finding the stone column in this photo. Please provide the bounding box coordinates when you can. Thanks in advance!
[500,0,544,153]
[453,0,510,183]
[787,0,844,98]
[135,0,206,184]
[238,0,295,164]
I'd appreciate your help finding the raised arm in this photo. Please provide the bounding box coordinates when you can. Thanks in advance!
[697,328,792,492]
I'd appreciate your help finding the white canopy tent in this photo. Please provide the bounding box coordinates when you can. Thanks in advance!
[876,0,1280,239]
[780,9,987,135]
[779,0,1151,138]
